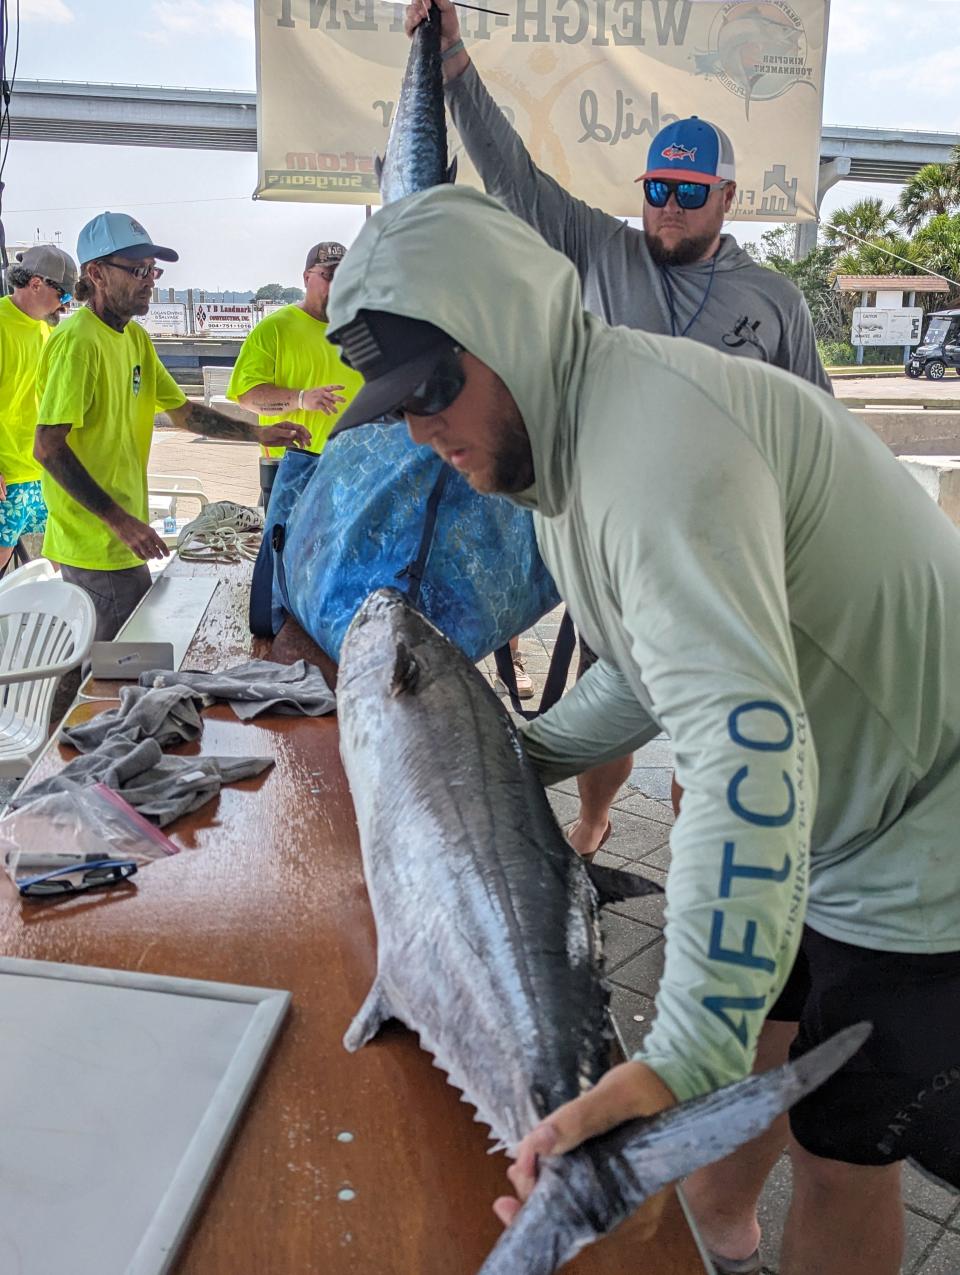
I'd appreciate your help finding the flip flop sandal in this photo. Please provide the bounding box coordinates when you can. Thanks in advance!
[708,1249,762,1275]
[564,820,612,864]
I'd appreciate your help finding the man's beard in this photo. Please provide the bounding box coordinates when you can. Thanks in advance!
[647,227,719,267]
[487,396,535,495]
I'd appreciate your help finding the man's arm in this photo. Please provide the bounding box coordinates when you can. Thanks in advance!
[236,383,346,417]
[407,0,622,277]
[165,401,311,448]
[774,282,833,395]
[520,656,660,786]
[34,424,168,560]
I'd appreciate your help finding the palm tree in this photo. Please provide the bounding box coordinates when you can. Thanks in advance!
[897,164,960,234]
[823,197,896,252]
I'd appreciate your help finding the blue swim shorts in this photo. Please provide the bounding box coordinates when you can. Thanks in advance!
[0,480,48,547]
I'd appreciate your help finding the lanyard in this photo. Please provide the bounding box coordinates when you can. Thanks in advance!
[659,253,718,338]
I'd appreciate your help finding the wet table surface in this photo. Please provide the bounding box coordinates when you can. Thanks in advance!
[0,557,706,1274]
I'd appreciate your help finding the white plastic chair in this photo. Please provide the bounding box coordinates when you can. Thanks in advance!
[147,473,210,524]
[0,557,57,599]
[0,580,96,777]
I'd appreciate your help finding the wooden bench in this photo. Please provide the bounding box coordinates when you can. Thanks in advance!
[0,556,707,1274]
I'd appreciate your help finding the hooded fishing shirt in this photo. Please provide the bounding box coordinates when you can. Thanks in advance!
[328,186,960,1105]
[445,63,831,393]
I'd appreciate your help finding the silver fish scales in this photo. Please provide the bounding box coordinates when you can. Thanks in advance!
[338,589,870,1274]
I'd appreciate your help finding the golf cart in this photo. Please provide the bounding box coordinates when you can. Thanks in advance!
[906,309,960,379]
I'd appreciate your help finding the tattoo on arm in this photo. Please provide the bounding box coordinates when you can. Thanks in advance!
[239,384,297,414]
[35,426,121,521]
[177,401,258,442]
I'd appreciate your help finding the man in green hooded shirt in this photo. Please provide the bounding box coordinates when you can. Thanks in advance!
[326,186,960,1275]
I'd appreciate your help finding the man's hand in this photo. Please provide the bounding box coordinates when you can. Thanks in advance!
[259,421,312,449]
[493,1061,677,1239]
[405,0,462,51]
[108,511,170,561]
[0,473,7,502]
[302,385,346,415]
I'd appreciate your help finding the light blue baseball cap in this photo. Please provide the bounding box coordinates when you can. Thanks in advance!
[77,211,178,266]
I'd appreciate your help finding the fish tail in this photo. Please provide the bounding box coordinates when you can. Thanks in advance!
[477,1023,871,1273]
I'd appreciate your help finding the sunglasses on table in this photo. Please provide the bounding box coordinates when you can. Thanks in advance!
[17,858,138,899]
[102,258,164,281]
[43,277,72,304]
[392,344,467,419]
[642,179,725,211]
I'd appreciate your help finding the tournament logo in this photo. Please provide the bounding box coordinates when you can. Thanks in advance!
[129,218,147,236]
[694,2,816,118]
[132,364,142,397]
[661,144,697,162]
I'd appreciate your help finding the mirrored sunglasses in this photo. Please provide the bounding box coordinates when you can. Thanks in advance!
[43,277,72,304]
[643,179,718,211]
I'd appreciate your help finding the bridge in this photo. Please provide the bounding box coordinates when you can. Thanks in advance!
[12,80,959,185]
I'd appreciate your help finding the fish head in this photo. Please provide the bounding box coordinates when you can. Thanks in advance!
[338,588,437,701]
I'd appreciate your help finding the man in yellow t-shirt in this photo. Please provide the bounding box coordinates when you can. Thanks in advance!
[227,241,364,458]
[35,211,310,641]
[0,245,78,570]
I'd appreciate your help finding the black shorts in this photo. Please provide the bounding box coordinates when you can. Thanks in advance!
[577,635,598,679]
[767,926,960,1186]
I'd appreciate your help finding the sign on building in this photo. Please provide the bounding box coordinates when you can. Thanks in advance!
[255,0,830,222]
[851,308,924,347]
[135,303,189,338]
[193,302,256,336]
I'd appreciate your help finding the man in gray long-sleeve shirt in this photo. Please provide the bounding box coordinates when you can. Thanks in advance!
[406,0,832,879]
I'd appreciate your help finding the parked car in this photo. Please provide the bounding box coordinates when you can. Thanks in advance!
[906,309,960,379]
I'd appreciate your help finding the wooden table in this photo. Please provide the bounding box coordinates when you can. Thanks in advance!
[0,557,707,1275]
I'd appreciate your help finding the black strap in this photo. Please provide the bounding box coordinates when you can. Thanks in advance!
[248,529,280,637]
[539,608,576,714]
[494,608,576,720]
[395,465,450,608]
[271,522,289,609]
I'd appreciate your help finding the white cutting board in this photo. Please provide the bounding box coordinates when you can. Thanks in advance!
[0,957,289,1275]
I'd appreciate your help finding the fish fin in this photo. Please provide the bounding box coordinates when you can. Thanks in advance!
[477,1023,871,1274]
[342,979,393,1051]
[374,154,383,183]
[585,862,663,906]
[446,155,458,185]
[390,641,421,696]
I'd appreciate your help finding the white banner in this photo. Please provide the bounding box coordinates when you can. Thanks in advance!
[852,307,923,347]
[134,303,188,338]
[192,302,256,336]
[255,0,829,221]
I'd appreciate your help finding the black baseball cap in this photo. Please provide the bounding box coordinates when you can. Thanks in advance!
[327,309,458,434]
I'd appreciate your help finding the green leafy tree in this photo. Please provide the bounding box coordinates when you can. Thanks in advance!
[254,283,285,302]
[822,197,897,254]
[897,163,960,234]
[280,286,305,302]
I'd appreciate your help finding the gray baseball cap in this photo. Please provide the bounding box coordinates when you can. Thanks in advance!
[16,245,79,295]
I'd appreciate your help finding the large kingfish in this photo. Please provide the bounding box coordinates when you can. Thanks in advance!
[376,3,457,204]
[337,589,869,1274]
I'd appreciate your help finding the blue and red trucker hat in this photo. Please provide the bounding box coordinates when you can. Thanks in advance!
[637,116,736,186]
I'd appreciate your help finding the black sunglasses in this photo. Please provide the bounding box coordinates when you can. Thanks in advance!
[395,344,466,418]
[643,179,723,211]
[102,258,164,281]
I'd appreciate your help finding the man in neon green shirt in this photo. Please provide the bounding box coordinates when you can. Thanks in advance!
[0,245,78,571]
[227,241,364,457]
[35,212,310,641]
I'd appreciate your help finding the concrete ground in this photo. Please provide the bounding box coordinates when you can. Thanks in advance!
[39,412,954,1272]
[834,374,960,403]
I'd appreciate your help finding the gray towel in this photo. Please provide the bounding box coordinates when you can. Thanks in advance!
[60,684,204,752]
[16,736,273,827]
[139,658,336,720]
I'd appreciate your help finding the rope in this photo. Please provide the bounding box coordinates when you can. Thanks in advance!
[174,501,264,565]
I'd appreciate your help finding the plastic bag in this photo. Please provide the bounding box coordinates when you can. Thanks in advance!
[0,781,179,894]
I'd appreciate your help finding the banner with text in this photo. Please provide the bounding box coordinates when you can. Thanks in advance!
[255,0,830,221]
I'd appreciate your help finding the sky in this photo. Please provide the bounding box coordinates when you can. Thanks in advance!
[5,0,957,292]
